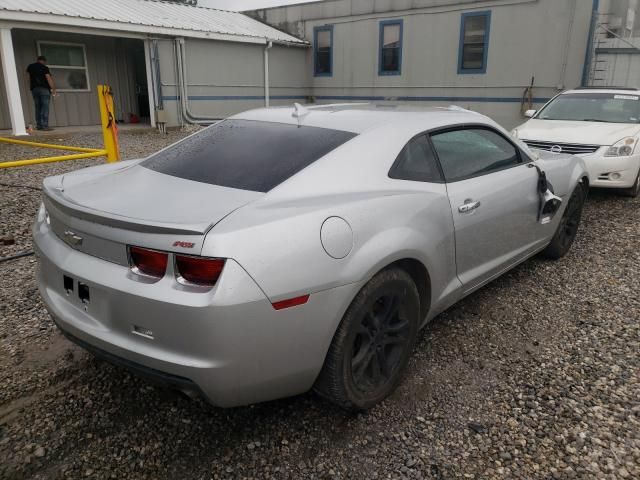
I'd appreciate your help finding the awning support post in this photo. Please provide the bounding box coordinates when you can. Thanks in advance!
[143,38,157,128]
[0,28,27,136]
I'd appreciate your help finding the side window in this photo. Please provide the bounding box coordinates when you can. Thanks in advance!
[458,11,491,74]
[38,42,90,91]
[314,26,333,76]
[430,128,521,182]
[379,20,403,76]
[389,135,442,183]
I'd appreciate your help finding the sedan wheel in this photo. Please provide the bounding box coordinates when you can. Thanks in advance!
[621,170,640,198]
[314,267,420,410]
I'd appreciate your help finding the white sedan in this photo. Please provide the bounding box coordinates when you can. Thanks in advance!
[513,87,640,197]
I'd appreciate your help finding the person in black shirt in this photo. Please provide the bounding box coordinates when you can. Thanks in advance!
[26,56,56,131]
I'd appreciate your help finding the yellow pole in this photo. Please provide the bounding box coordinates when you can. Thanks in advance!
[98,84,121,163]
[0,150,108,169]
[0,137,103,153]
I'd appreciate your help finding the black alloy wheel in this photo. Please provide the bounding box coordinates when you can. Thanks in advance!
[314,267,420,410]
[544,183,586,259]
[350,292,412,395]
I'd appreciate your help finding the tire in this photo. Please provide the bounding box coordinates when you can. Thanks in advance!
[314,267,420,411]
[543,183,586,260]
[620,169,640,198]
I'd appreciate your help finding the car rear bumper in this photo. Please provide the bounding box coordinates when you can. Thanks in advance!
[34,218,361,407]
[580,153,640,189]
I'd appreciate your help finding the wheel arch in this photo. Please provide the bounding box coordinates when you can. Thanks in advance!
[388,258,432,324]
[580,175,590,193]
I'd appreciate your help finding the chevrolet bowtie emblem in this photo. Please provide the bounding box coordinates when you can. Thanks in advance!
[63,230,83,246]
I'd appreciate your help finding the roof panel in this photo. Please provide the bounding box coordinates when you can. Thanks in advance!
[0,0,306,44]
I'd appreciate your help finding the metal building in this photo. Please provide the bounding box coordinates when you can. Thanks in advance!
[249,0,611,128]
[2,0,639,134]
[0,0,307,135]
[586,0,640,87]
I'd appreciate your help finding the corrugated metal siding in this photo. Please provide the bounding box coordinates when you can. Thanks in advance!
[591,37,640,87]
[0,0,305,45]
[155,38,310,125]
[11,29,139,127]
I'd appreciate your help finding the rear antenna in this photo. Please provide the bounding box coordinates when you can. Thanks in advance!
[292,102,310,126]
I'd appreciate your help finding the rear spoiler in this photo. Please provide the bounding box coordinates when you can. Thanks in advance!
[42,183,211,236]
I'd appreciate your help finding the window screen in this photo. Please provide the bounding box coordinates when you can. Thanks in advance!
[389,135,442,183]
[314,26,333,76]
[459,12,491,73]
[142,120,357,192]
[379,20,403,75]
[430,128,521,182]
[38,42,89,91]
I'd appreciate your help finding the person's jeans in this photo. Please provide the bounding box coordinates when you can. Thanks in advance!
[31,87,51,129]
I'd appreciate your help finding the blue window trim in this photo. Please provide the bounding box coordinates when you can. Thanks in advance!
[378,19,403,76]
[314,25,334,77]
[457,11,491,75]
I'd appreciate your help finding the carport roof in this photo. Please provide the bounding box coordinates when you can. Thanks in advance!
[0,0,307,45]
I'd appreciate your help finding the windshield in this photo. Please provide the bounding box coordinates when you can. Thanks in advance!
[142,119,357,192]
[536,92,640,123]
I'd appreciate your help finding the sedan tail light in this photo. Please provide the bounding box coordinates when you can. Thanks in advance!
[175,255,225,287]
[129,246,168,278]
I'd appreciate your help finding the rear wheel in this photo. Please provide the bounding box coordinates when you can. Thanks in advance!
[543,183,586,260]
[620,169,640,198]
[314,267,420,410]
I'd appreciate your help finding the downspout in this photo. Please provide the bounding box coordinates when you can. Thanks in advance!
[173,38,184,127]
[581,0,600,86]
[559,0,577,90]
[175,37,224,124]
[264,41,273,108]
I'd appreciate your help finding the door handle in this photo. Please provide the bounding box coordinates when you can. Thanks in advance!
[458,200,481,213]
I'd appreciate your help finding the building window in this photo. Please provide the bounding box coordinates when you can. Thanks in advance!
[379,19,403,76]
[37,42,90,91]
[314,25,333,76]
[458,11,491,74]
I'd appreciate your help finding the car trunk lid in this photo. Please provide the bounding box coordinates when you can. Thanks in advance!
[43,165,262,262]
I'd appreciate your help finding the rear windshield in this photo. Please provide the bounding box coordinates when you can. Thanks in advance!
[142,119,357,192]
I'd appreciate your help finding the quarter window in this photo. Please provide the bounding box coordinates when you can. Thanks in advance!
[430,128,521,182]
[458,11,491,74]
[314,26,333,76]
[38,42,89,91]
[379,20,403,76]
[389,135,442,183]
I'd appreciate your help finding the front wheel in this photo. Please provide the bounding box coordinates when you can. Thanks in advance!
[543,183,586,260]
[314,267,420,411]
[620,169,640,198]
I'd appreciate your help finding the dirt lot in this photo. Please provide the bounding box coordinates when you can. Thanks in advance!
[1,129,638,480]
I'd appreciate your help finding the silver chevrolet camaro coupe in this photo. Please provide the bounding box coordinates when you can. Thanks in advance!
[34,104,589,410]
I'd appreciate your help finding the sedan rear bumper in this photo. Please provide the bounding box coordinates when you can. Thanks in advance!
[34,218,361,407]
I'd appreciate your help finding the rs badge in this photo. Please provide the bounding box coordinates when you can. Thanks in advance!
[173,241,195,249]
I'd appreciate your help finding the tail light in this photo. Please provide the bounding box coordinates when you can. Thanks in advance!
[175,255,225,287]
[129,246,168,278]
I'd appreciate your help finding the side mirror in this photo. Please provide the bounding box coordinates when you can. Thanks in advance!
[539,189,562,224]
[524,109,537,118]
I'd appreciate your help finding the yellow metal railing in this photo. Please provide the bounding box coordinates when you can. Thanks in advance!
[0,84,121,169]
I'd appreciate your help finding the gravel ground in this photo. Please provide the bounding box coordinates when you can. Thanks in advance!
[1,129,639,480]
